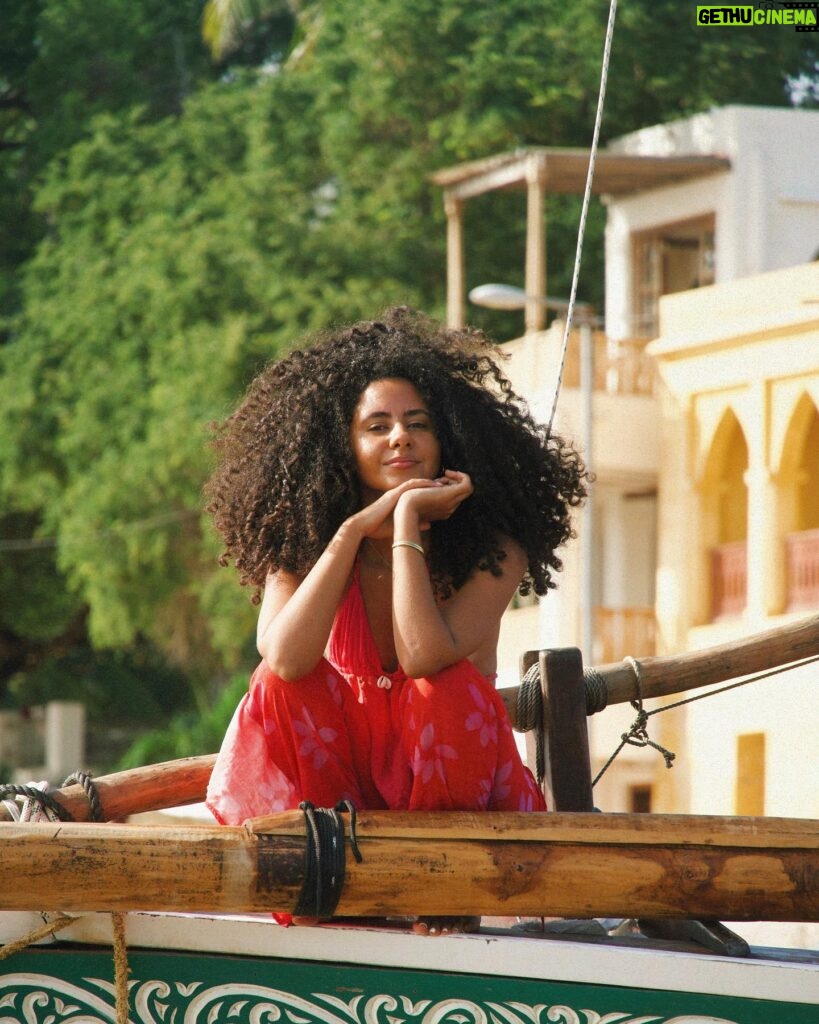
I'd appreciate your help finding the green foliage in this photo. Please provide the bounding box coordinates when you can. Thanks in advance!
[0,0,814,753]
[117,670,249,768]
[7,643,192,724]
[0,515,82,642]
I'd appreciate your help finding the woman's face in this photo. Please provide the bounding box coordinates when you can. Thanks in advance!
[349,377,441,505]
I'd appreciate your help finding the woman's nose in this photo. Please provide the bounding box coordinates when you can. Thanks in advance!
[389,423,410,446]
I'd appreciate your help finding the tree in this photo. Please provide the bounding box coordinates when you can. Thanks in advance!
[0,0,814,761]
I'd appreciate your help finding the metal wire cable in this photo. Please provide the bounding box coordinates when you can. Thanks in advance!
[547,0,618,434]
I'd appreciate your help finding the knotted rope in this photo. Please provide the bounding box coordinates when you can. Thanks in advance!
[0,770,130,1023]
[294,800,363,918]
[592,656,676,788]
[0,770,104,823]
[516,661,610,784]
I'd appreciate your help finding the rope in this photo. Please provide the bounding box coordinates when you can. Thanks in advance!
[0,770,104,823]
[294,801,362,918]
[584,666,609,714]
[592,656,676,788]
[547,0,618,434]
[0,783,71,821]
[62,770,105,822]
[517,664,545,784]
[0,913,76,962]
[112,912,131,1024]
[591,652,819,788]
[652,652,819,715]
[0,768,128,1023]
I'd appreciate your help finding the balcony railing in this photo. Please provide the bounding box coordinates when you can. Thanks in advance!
[560,331,656,397]
[786,527,819,611]
[711,540,747,620]
[594,606,656,663]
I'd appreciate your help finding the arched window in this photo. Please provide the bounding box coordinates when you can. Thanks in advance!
[702,409,748,620]
[781,395,819,610]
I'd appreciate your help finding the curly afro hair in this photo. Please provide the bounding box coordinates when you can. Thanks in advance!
[206,306,588,601]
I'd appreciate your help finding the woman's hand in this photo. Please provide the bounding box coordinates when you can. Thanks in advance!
[349,476,442,540]
[394,470,473,527]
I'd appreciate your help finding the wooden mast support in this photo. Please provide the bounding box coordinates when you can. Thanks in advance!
[0,811,816,921]
[501,612,819,726]
[535,647,594,812]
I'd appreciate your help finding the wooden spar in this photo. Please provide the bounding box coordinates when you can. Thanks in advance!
[500,612,819,725]
[0,754,216,823]
[0,614,815,825]
[0,811,816,922]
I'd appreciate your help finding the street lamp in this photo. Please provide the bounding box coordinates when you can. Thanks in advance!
[470,283,598,665]
[468,284,594,321]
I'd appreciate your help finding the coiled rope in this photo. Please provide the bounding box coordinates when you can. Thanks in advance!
[0,769,104,823]
[0,770,130,1024]
[294,800,363,918]
[516,662,610,784]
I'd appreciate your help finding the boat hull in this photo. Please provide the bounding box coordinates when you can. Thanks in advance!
[1,912,817,1024]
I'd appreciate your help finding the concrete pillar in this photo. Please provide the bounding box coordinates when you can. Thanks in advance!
[744,382,778,621]
[45,701,86,782]
[444,192,465,329]
[524,153,546,334]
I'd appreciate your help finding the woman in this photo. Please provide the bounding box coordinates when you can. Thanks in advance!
[205,307,588,933]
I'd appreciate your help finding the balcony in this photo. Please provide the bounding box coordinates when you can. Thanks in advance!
[595,606,656,662]
[786,528,819,611]
[559,331,656,397]
[711,541,747,620]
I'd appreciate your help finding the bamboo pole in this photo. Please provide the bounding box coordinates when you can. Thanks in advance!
[500,612,819,726]
[0,755,216,823]
[0,811,816,922]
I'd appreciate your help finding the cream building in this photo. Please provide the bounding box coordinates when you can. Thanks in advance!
[649,262,819,823]
[432,105,819,822]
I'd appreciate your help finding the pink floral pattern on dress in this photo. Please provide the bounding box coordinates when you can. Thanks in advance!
[294,707,338,770]
[464,682,499,747]
[491,759,514,803]
[326,672,344,706]
[412,722,458,784]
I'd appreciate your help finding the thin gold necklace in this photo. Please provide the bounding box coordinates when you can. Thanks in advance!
[365,539,393,573]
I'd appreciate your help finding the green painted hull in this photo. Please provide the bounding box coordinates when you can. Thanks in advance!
[1,941,816,1024]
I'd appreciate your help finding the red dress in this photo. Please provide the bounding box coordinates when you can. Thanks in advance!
[206,566,545,826]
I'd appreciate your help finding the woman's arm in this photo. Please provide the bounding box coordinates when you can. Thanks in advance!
[391,474,527,678]
[257,477,440,680]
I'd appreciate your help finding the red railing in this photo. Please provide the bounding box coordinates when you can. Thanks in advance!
[595,606,656,662]
[786,528,819,611]
[711,541,747,620]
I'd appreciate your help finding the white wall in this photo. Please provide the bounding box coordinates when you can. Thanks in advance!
[605,106,819,341]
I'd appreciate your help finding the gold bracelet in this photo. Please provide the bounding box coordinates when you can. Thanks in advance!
[392,540,425,556]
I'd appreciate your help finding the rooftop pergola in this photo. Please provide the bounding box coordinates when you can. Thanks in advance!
[428,147,730,332]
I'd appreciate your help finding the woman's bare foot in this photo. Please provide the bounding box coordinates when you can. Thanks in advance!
[411,916,480,936]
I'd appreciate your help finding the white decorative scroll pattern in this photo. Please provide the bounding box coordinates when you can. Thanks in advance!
[0,974,740,1024]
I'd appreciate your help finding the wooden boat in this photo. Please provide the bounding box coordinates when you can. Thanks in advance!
[1,616,817,1023]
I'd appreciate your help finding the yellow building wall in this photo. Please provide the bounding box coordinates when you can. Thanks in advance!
[648,262,819,817]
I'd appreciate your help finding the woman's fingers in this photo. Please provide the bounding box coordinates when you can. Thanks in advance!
[397,473,472,521]
[354,478,440,537]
